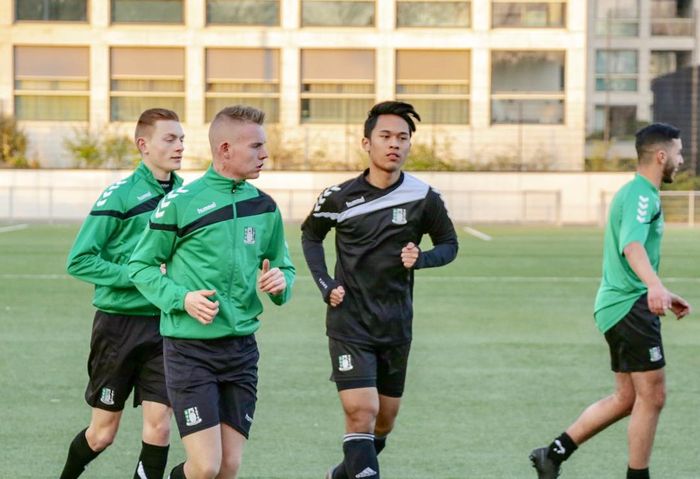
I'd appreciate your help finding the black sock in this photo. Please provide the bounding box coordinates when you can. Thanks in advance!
[627,467,650,479]
[374,436,387,455]
[342,433,380,479]
[546,432,578,464]
[134,442,169,479]
[168,462,186,479]
[59,428,103,479]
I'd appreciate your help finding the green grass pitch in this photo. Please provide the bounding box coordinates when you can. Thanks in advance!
[1,224,698,478]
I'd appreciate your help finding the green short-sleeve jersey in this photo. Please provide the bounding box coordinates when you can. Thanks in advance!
[594,173,664,333]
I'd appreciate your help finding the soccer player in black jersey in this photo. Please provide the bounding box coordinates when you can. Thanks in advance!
[301,101,458,479]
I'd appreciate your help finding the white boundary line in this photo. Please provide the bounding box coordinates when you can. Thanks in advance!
[463,226,492,241]
[0,224,28,234]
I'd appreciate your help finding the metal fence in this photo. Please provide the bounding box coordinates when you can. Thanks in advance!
[0,185,563,225]
[600,190,700,226]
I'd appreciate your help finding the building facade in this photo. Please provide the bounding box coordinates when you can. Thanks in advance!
[0,0,586,170]
[588,0,698,144]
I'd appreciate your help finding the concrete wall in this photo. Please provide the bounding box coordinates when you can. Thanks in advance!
[0,169,633,224]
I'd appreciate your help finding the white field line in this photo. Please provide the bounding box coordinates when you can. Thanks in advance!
[0,224,28,234]
[463,226,492,241]
[2,274,699,284]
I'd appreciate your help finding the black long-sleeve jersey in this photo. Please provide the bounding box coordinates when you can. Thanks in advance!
[301,170,458,346]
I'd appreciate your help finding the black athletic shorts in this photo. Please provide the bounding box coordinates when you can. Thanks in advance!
[85,310,169,411]
[328,337,411,398]
[604,294,665,373]
[164,334,259,439]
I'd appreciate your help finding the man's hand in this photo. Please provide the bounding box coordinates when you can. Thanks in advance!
[669,293,691,320]
[646,283,672,316]
[329,285,345,307]
[258,259,286,295]
[184,290,219,325]
[401,242,420,269]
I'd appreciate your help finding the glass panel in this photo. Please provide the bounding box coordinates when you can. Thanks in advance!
[15,0,87,21]
[111,97,184,121]
[492,2,565,28]
[207,82,279,93]
[397,83,469,94]
[302,83,374,94]
[650,51,691,77]
[301,98,374,123]
[302,50,375,81]
[15,79,89,91]
[396,2,470,28]
[397,98,469,124]
[302,1,375,27]
[15,95,88,120]
[596,0,638,18]
[112,0,183,23]
[206,97,279,122]
[111,48,185,77]
[206,49,279,81]
[207,0,279,25]
[651,18,695,36]
[594,105,637,138]
[594,18,638,36]
[111,79,184,92]
[396,50,470,81]
[595,78,637,91]
[492,51,565,92]
[491,99,564,124]
[15,46,89,77]
[595,50,637,74]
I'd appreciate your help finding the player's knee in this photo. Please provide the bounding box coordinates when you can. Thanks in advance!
[219,454,242,479]
[87,427,117,451]
[144,418,171,444]
[346,405,379,430]
[187,460,220,479]
[636,385,666,411]
[615,389,636,414]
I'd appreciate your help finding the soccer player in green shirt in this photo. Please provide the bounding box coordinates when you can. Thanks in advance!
[530,123,691,479]
[60,108,184,479]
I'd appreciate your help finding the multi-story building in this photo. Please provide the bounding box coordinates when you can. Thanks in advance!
[588,0,698,146]
[0,0,586,170]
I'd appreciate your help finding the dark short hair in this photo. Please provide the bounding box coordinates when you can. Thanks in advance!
[635,122,681,158]
[363,101,421,139]
[134,108,179,142]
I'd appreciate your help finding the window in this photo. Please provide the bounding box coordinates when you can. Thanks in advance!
[301,1,375,27]
[594,105,637,139]
[650,50,692,78]
[14,46,89,121]
[206,49,280,122]
[112,0,183,23]
[396,1,470,28]
[301,49,375,123]
[651,0,694,36]
[396,50,470,124]
[594,0,639,36]
[206,0,279,25]
[595,50,637,91]
[492,1,566,28]
[15,0,87,21]
[491,51,565,124]
[110,47,185,121]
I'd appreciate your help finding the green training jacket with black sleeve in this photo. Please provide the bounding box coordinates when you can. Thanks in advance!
[66,162,184,316]
[128,166,295,340]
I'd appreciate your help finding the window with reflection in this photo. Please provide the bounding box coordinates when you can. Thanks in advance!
[650,50,692,78]
[396,1,470,28]
[492,1,566,28]
[15,0,87,21]
[110,47,185,121]
[112,0,183,23]
[593,105,637,139]
[595,50,637,91]
[14,46,89,121]
[396,50,470,124]
[594,0,639,37]
[491,50,565,124]
[301,49,375,123]
[206,0,279,26]
[206,49,280,122]
[301,1,375,27]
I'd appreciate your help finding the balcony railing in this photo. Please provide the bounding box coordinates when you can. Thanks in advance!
[651,17,695,36]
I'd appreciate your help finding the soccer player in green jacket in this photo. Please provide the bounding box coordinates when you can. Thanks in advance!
[128,105,295,479]
[60,108,185,479]
[530,123,691,479]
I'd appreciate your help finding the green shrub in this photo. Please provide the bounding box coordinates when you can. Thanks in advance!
[0,115,29,168]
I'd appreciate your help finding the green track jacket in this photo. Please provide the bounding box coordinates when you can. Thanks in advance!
[66,162,184,315]
[128,166,295,339]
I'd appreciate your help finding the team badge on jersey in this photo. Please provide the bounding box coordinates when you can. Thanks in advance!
[338,354,353,372]
[649,346,663,362]
[243,226,256,245]
[392,208,407,225]
[99,387,115,406]
[184,406,202,426]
